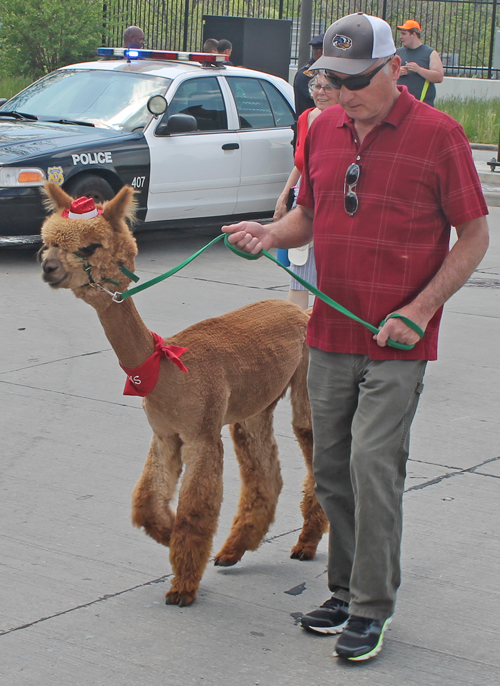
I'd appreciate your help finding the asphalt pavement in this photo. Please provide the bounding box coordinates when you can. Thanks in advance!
[1,202,499,685]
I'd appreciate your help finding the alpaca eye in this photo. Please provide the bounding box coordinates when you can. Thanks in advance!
[77,243,102,257]
[37,245,51,262]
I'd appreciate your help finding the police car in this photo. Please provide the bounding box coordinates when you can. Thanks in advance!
[0,48,296,246]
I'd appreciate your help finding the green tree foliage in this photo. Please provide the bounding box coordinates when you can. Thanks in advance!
[0,0,105,79]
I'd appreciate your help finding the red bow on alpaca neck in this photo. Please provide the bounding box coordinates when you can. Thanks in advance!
[121,331,188,396]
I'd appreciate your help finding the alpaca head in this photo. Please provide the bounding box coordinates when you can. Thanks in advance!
[40,183,138,306]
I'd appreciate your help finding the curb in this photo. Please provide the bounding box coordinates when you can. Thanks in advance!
[470,143,498,151]
[483,187,500,208]
[477,170,500,184]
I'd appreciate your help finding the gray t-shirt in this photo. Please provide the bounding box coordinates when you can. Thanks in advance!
[396,44,436,106]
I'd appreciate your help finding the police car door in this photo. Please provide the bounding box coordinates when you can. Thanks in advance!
[225,76,294,214]
[144,75,239,222]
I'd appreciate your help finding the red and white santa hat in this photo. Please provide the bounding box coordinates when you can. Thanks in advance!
[62,196,103,220]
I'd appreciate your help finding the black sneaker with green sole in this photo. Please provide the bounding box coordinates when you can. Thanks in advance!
[300,596,349,635]
[334,615,392,661]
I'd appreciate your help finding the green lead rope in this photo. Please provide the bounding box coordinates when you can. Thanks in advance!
[119,234,226,299]
[119,234,424,351]
[225,238,423,351]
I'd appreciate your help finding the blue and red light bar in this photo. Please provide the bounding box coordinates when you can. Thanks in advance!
[97,47,228,64]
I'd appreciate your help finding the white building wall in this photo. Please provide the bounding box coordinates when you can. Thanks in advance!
[435,76,500,100]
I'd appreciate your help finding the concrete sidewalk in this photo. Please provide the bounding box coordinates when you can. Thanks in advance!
[1,209,499,685]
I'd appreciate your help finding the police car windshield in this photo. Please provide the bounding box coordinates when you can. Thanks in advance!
[2,69,171,131]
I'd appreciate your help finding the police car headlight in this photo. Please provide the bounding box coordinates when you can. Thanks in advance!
[0,167,46,187]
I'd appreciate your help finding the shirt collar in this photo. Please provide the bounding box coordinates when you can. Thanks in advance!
[383,86,414,126]
[336,86,415,130]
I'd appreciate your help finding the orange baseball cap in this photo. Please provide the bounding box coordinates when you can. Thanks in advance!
[397,20,421,30]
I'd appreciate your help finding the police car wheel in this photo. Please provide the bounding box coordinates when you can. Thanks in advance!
[66,175,115,204]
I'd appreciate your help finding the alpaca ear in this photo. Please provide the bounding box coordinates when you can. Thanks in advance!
[102,185,137,228]
[42,182,73,213]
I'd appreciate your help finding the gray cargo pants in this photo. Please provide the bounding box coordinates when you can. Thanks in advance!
[307,347,427,621]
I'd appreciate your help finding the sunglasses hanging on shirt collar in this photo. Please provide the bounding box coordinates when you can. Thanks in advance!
[325,57,392,91]
[344,163,361,215]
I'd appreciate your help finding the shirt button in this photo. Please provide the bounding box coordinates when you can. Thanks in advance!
[356,155,361,160]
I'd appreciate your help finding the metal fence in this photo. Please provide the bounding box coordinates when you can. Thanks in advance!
[103,0,500,78]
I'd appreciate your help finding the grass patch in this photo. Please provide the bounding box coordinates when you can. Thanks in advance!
[0,75,32,100]
[435,97,500,145]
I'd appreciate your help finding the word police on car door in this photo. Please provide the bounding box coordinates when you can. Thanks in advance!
[72,152,113,165]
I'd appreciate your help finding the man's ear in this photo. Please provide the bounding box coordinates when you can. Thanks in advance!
[390,54,402,80]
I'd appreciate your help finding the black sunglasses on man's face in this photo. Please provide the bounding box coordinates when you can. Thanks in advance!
[325,57,392,91]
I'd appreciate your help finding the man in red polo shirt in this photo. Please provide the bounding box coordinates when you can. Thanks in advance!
[223,12,488,661]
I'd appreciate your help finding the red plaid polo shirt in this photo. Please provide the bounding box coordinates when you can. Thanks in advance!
[297,86,488,360]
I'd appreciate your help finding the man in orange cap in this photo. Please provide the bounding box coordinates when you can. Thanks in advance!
[396,19,443,106]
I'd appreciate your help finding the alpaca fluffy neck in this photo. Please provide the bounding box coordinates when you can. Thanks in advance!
[95,297,154,368]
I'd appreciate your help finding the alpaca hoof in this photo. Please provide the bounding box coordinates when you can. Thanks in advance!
[290,545,316,561]
[165,589,196,607]
[214,552,242,567]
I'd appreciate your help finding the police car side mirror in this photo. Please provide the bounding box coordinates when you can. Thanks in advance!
[147,95,167,116]
[155,114,198,136]
[0,98,8,107]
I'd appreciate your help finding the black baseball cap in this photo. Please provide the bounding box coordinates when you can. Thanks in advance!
[311,13,396,75]
[308,34,324,47]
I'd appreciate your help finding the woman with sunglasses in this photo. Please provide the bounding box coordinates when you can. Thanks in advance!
[273,71,339,309]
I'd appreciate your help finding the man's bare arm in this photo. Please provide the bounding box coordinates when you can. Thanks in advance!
[377,215,489,347]
[405,50,444,83]
[222,205,314,255]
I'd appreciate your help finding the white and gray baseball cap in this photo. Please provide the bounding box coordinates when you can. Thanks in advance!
[311,13,396,75]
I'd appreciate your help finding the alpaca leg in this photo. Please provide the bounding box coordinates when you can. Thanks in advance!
[289,348,329,560]
[131,433,182,547]
[214,406,283,567]
[165,437,224,607]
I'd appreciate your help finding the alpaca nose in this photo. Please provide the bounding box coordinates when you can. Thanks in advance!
[42,258,59,275]
[42,258,66,283]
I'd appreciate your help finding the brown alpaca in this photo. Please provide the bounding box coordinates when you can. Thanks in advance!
[40,183,328,607]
